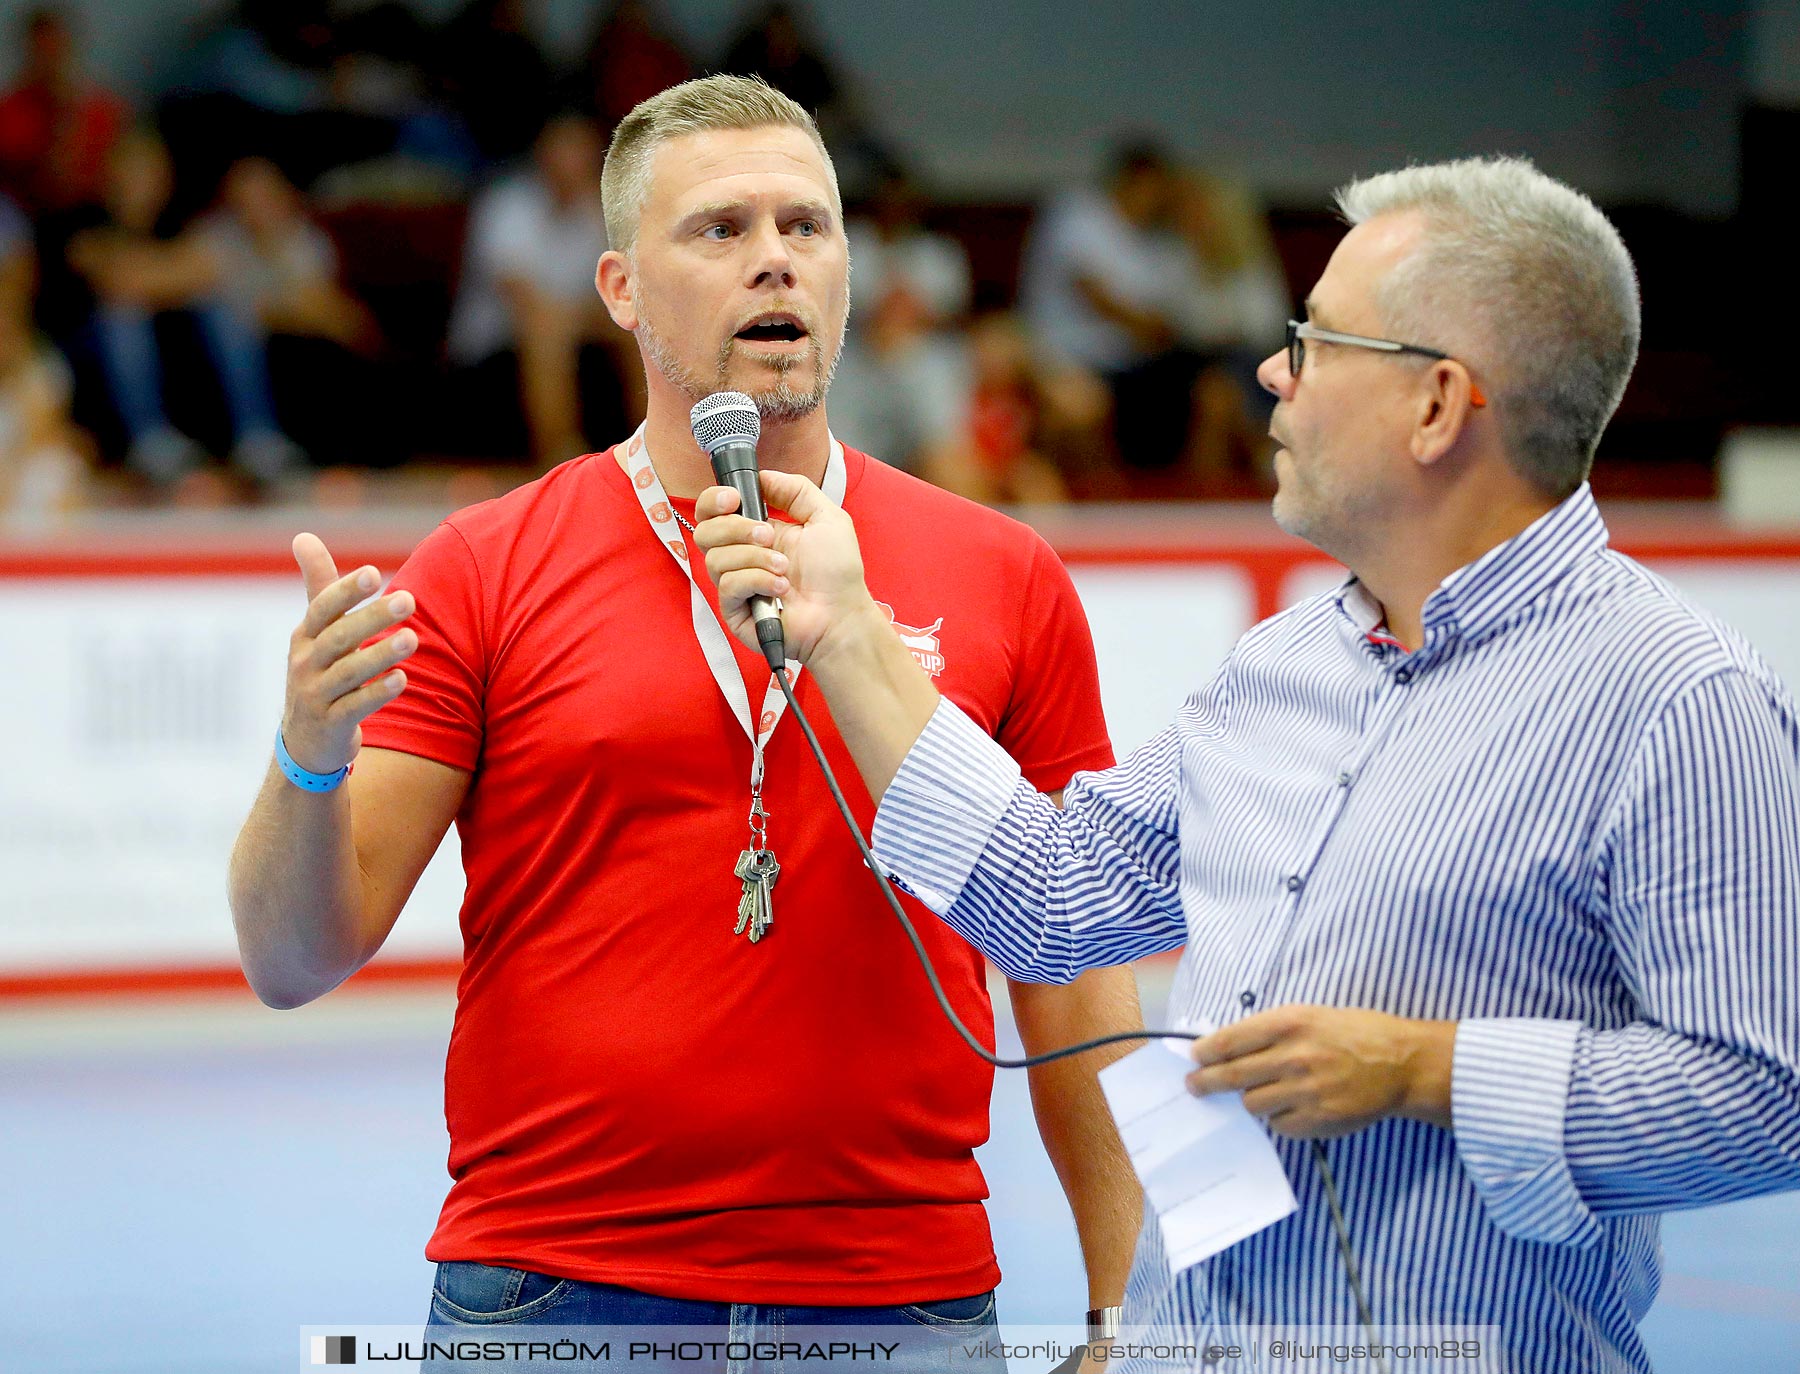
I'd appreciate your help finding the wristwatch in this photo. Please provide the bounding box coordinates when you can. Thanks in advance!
[1087,1306,1122,1343]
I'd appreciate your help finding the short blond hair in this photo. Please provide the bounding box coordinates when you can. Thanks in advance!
[601,74,840,255]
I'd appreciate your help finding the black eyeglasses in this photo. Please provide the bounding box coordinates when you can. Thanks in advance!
[1286,319,1486,407]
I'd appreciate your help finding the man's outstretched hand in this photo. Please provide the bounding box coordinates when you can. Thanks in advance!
[283,532,416,775]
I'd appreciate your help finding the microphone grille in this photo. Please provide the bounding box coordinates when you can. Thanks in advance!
[689,392,761,452]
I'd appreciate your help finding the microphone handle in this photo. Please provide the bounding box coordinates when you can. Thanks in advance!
[708,440,786,669]
[712,441,769,522]
[724,468,769,524]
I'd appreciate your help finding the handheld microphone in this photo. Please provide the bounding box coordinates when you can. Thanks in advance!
[690,391,786,670]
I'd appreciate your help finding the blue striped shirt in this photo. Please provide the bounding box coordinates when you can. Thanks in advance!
[872,486,1800,1373]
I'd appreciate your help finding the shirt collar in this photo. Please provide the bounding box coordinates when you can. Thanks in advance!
[1335,580,1397,644]
[1332,483,1610,652]
[1426,483,1609,645]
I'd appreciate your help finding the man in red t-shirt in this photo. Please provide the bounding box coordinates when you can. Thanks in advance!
[229,75,1142,1354]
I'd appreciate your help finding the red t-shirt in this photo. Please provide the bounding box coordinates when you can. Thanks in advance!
[360,442,1114,1304]
[0,82,126,212]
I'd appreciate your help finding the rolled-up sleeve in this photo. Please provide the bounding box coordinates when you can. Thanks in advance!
[1453,1017,1599,1246]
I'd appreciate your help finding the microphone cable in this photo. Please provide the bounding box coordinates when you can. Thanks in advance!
[772,664,1389,1372]
[772,663,1185,1069]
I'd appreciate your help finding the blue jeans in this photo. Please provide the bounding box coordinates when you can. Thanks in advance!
[422,1261,1007,1374]
[91,300,280,443]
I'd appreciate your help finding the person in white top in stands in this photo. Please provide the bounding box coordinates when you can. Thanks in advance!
[447,114,643,465]
[826,167,972,476]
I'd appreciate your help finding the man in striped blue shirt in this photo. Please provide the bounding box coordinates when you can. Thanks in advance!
[695,157,1800,1372]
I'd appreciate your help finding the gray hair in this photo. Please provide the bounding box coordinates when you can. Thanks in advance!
[1334,156,1640,497]
[601,74,840,256]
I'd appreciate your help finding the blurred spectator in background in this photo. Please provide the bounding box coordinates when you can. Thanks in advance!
[163,0,470,214]
[574,0,693,133]
[0,11,1296,502]
[1168,172,1287,481]
[202,159,377,353]
[2,201,86,525]
[0,311,86,525]
[1,192,29,303]
[163,0,339,202]
[0,6,127,216]
[722,2,837,119]
[446,114,636,466]
[65,130,305,490]
[918,311,1105,506]
[317,2,477,188]
[1022,141,1232,487]
[432,0,555,170]
[828,166,971,475]
[198,157,383,464]
[721,2,888,201]
[173,0,335,120]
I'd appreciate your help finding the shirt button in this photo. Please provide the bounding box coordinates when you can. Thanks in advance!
[1395,667,1414,685]
[1240,990,1256,1008]
[1285,874,1303,892]
[1337,770,1353,787]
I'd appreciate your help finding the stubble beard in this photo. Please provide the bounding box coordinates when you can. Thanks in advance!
[1272,463,1343,558]
[634,288,842,424]
[1271,447,1382,569]
[1270,467,1312,543]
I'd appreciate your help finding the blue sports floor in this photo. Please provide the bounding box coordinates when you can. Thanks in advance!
[2,972,1796,1373]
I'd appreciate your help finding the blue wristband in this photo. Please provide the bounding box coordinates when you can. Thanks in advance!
[275,730,351,792]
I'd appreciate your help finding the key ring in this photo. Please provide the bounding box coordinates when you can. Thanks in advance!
[748,786,769,853]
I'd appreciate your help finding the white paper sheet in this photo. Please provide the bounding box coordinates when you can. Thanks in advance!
[1099,1038,1298,1274]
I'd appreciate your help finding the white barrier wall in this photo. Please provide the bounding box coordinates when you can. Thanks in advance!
[0,576,470,974]
[2,542,1797,983]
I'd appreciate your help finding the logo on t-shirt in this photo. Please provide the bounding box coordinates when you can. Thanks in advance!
[876,602,945,677]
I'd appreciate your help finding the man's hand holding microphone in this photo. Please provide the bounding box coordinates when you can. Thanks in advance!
[694,472,940,804]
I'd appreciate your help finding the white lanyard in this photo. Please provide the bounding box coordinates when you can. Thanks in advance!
[617,424,847,791]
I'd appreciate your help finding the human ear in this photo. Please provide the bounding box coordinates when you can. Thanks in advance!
[1412,361,1478,467]
[596,250,638,331]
